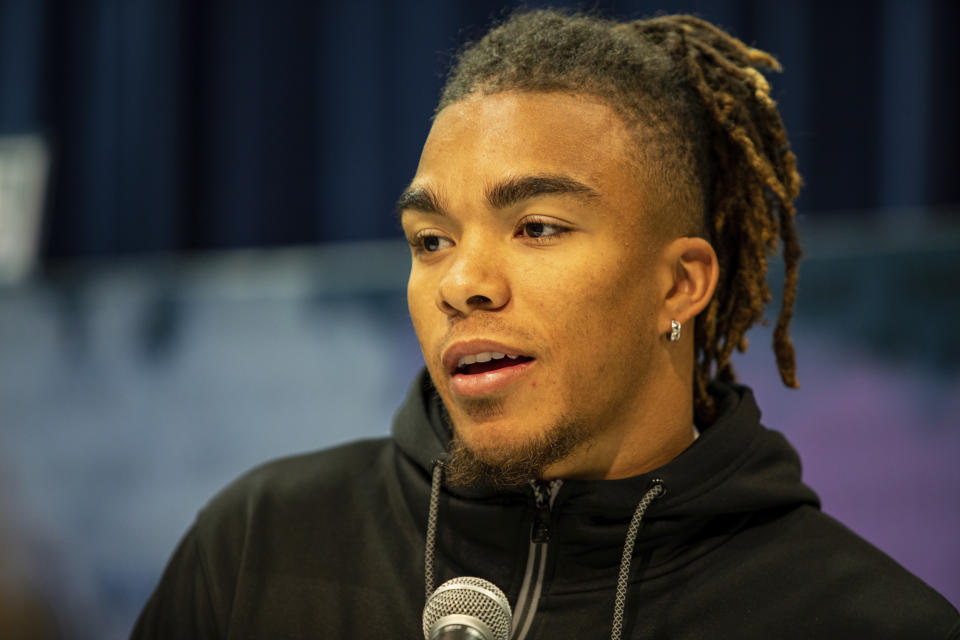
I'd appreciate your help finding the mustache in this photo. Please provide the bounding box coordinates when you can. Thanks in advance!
[439,314,538,353]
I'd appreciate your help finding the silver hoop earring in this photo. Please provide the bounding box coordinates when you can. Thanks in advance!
[669,320,682,342]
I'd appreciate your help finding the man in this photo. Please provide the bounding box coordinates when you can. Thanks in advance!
[133,10,959,639]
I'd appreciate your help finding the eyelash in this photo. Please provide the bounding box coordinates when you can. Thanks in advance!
[408,232,451,256]
[407,217,571,256]
[515,216,571,242]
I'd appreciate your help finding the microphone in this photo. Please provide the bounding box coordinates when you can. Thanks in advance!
[422,576,513,640]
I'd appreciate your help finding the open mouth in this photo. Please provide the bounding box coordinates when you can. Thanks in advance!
[454,352,535,376]
[445,347,536,397]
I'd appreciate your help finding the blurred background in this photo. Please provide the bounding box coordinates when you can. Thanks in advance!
[0,0,958,637]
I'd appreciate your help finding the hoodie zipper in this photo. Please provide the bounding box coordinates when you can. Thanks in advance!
[510,479,563,640]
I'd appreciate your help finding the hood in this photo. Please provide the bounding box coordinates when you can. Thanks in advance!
[391,369,451,473]
[391,368,821,578]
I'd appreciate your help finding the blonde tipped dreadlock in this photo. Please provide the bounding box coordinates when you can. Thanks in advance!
[438,10,802,425]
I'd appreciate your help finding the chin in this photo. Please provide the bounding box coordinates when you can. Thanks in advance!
[441,400,590,487]
[450,413,535,452]
[448,395,509,424]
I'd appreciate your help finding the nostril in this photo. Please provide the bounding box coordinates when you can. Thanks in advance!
[466,294,492,306]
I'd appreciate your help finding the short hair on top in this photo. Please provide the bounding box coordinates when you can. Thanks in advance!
[437,9,803,425]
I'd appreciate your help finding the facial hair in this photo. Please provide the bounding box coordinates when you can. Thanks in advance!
[439,399,592,489]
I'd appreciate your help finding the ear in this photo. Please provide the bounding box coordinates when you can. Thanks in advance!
[658,237,719,335]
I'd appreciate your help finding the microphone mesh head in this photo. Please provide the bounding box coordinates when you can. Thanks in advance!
[422,576,512,640]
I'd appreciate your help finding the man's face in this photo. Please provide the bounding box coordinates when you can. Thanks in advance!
[400,91,671,480]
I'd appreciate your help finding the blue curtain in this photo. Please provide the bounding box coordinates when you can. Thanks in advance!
[0,0,957,258]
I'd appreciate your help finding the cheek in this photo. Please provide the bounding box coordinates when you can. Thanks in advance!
[526,253,657,367]
[528,250,650,320]
[407,274,439,347]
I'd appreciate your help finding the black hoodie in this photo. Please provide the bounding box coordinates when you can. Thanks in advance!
[132,371,960,639]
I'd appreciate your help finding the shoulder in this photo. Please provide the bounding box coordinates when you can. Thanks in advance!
[212,439,392,498]
[192,439,397,572]
[184,439,403,618]
[140,438,426,636]
[737,504,959,635]
[198,438,393,531]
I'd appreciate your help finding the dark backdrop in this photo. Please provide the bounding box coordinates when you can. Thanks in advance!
[0,0,958,257]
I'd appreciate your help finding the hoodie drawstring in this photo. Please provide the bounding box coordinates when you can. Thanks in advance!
[423,464,665,640]
[424,462,443,602]
[610,480,666,640]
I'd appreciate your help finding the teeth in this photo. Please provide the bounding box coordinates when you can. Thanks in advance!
[457,351,517,368]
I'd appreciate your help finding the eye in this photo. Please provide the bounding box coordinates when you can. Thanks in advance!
[517,218,570,240]
[410,232,453,254]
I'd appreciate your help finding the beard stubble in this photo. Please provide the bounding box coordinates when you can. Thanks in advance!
[439,395,592,489]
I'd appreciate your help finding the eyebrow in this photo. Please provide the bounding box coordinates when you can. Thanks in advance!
[486,174,599,209]
[395,186,445,217]
[396,173,599,219]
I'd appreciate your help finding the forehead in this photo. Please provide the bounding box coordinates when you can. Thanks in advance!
[414,91,639,195]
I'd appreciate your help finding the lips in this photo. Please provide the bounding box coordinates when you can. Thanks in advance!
[442,340,536,397]
[456,352,534,375]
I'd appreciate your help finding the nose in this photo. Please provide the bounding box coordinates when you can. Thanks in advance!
[436,240,510,316]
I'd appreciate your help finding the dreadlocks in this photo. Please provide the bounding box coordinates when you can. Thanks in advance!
[437,10,802,425]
